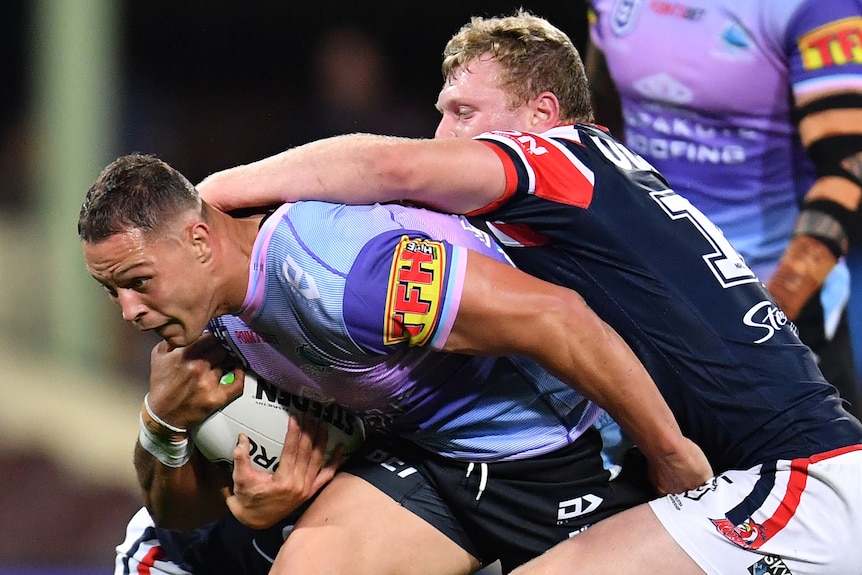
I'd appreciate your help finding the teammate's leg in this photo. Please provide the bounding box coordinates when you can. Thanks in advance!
[270,472,480,575]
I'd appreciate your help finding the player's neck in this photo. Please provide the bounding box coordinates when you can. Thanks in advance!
[208,211,263,315]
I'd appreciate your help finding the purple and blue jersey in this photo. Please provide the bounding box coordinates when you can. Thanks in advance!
[588,0,862,330]
[209,201,601,461]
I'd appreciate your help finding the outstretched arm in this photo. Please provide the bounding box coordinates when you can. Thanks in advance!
[446,250,712,494]
[197,134,506,215]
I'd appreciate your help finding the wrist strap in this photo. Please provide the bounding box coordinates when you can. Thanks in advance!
[139,413,192,468]
[793,200,851,259]
[143,393,188,435]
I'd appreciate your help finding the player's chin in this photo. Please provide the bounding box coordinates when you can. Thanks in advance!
[156,324,198,348]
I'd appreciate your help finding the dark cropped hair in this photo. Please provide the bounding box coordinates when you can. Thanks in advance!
[78,153,201,242]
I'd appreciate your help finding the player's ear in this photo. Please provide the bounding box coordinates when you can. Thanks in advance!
[530,91,560,130]
[189,221,213,262]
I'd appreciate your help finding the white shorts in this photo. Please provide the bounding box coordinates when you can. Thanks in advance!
[114,507,192,575]
[650,445,862,575]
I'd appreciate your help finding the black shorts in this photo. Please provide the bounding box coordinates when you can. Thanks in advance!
[343,428,654,573]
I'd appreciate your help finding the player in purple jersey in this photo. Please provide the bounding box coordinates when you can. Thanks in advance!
[79,152,708,575]
[586,0,862,416]
[197,10,862,574]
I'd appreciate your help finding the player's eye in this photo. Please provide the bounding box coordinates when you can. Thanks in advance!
[457,106,474,119]
[118,277,150,291]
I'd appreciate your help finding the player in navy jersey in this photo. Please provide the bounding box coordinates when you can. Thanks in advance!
[80,151,708,575]
[197,10,862,575]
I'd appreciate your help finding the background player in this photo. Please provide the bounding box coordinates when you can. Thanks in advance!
[195,10,862,574]
[586,0,862,417]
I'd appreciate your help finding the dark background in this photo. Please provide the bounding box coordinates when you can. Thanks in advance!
[0,1,589,207]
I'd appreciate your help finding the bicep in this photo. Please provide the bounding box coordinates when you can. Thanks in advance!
[399,139,509,215]
[442,250,591,362]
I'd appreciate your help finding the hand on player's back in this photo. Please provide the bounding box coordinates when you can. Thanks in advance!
[228,414,344,529]
[147,334,245,431]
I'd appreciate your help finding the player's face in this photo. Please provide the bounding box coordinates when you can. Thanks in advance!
[434,55,537,139]
[83,226,212,347]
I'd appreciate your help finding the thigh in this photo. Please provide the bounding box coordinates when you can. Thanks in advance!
[425,429,655,572]
[509,504,703,575]
[270,472,480,575]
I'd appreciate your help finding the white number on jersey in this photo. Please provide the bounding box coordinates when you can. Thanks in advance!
[650,190,758,288]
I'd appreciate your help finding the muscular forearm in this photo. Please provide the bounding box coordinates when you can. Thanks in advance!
[197,134,503,215]
[448,252,710,491]
[451,274,680,459]
[135,440,231,530]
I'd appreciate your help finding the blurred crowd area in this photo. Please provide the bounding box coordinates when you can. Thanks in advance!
[0,1,585,571]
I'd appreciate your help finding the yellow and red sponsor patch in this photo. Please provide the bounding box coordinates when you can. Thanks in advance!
[383,236,446,346]
[798,17,862,70]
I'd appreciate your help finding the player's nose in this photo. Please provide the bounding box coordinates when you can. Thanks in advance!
[435,118,457,139]
[117,290,147,324]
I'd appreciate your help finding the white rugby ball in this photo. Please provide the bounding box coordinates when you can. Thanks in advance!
[191,372,365,473]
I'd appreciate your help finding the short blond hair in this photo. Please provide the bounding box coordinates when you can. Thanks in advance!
[441,10,593,124]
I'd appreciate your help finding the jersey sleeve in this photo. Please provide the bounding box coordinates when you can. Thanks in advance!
[783,0,862,100]
[471,129,597,214]
[342,229,469,354]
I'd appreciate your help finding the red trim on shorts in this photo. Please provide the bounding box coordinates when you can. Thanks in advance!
[809,443,862,463]
[751,444,862,549]
[138,544,167,574]
[751,459,808,549]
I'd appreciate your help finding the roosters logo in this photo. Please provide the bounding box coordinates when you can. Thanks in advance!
[711,517,767,549]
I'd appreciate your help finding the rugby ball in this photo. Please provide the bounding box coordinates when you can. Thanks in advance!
[191,372,365,473]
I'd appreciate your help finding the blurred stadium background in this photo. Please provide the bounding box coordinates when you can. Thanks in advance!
[0,1,860,573]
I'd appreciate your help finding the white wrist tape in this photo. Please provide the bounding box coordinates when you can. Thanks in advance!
[143,393,188,434]
[139,413,192,468]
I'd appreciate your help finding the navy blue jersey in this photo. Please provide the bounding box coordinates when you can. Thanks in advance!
[471,124,862,472]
